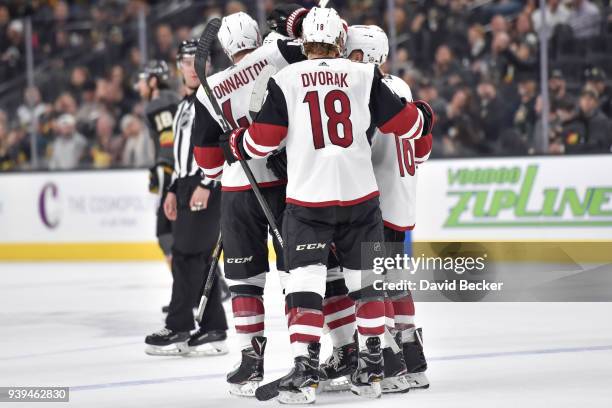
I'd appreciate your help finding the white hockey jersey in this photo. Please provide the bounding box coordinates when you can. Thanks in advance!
[371,75,432,231]
[242,58,424,207]
[193,39,305,191]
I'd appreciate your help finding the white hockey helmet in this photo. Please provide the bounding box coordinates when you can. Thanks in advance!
[218,12,262,60]
[301,7,346,53]
[345,25,389,65]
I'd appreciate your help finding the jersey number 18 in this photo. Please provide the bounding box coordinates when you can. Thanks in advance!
[303,90,354,150]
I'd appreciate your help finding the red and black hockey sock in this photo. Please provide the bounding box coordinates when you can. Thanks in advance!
[232,295,265,350]
[356,299,385,349]
[392,294,416,342]
[286,292,324,358]
[323,295,356,347]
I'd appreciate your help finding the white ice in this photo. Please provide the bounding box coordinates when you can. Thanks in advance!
[1,262,611,408]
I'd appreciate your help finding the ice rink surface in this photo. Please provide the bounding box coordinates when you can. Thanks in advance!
[1,261,611,408]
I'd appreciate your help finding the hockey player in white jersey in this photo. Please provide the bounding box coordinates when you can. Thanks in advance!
[316,24,433,395]
[345,24,433,392]
[191,11,308,398]
[220,7,433,403]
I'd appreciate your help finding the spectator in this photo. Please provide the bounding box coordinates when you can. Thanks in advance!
[17,87,49,129]
[0,113,16,170]
[513,75,539,152]
[567,0,602,39]
[89,113,122,168]
[476,79,514,152]
[48,114,87,170]
[549,68,569,105]
[432,44,468,100]
[437,88,483,156]
[120,114,153,168]
[569,89,612,153]
[584,67,612,118]
[68,66,91,103]
[552,96,583,153]
[515,12,538,48]
[467,24,487,64]
[1,19,24,80]
[531,0,571,37]
[154,24,175,62]
[53,92,78,117]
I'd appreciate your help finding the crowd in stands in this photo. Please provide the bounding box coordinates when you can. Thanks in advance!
[1,0,611,171]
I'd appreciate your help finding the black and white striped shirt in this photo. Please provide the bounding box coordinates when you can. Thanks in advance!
[170,93,212,189]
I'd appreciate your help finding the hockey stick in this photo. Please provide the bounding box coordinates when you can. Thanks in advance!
[194,18,284,249]
[195,232,223,323]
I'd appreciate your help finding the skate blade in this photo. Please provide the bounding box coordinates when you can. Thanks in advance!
[144,342,188,356]
[381,375,411,394]
[184,341,229,357]
[351,380,382,399]
[405,372,430,389]
[278,386,317,404]
[317,376,351,393]
[229,381,260,397]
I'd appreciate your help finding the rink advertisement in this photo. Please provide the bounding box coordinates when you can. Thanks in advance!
[0,170,161,261]
[414,154,612,241]
[1,155,611,261]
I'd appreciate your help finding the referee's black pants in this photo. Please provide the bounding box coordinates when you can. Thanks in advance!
[165,175,228,333]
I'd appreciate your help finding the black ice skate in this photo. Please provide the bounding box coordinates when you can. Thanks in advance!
[144,328,190,356]
[381,332,410,394]
[277,342,320,404]
[318,342,358,393]
[227,336,267,397]
[402,328,430,389]
[350,337,384,398]
[185,329,228,357]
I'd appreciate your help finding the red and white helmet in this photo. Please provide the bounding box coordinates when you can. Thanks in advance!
[345,25,389,65]
[218,12,262,60]
[301,7,346,53]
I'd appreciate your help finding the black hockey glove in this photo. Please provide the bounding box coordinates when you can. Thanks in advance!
[148,166,160,193]
[267,4,304,37]
[266,148,287,180]
[414,100,435,136]
[219,127,250,165]
[148,163,173,193]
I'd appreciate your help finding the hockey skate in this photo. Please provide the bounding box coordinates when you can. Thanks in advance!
[381,332,410,394]
[184,329,228,357]
[144,328,190,356]
[402,328,430,390]
[350,337,383,398]
[277,342,320,404]
[227,336,267,397]
[318,342,358,393]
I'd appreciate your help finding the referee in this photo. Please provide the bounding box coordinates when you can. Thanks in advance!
[144,40,228,357]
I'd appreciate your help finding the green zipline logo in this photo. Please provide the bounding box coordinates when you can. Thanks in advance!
[445,165,612,227]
